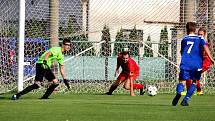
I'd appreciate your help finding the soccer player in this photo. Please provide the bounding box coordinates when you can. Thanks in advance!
[12,38,71,100]
[185,27,211,95]
[105,50,144,96]
[172,22,214,106]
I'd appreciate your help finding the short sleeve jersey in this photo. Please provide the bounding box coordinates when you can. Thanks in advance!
[117,54,139,75]
[37,47,64,67]
[180,35,206,71]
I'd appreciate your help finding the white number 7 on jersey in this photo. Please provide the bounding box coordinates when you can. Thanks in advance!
[187,41,194,53]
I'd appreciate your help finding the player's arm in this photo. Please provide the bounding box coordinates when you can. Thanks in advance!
[42,52,52,69]
[115,57,121,77]
[59,64,70,90]
[129,75,135,97]
[203,45,215,65]
[128,63,135,96]
[59,64,66,79]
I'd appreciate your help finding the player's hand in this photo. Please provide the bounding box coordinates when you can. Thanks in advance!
[210,59,215,65]
[63,79,70,90]
[130,93,136,97]
[42,60,49,69]
[114,69,119,77]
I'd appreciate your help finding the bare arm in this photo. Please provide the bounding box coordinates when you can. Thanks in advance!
[59,64,66,79]
[203,45,215,65]
[115,58,121,77]
[129,76,136,96]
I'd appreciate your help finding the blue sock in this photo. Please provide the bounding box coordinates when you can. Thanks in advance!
[184,84,196,102]
[176,83,184,94]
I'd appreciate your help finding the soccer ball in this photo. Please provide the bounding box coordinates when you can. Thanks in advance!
[147,85,158,96]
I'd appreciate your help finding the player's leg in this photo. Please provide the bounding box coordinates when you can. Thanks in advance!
[123,75,144,95]
[12,63,45,100]
[105,79,124,95]
[186,79,192,90]
[181,71,201,106]
[105,72,126,95]
[12,82,40,100]
[172,69,187,106]
[133,72,145,95]
[181,79,192,96]
[181,81,196,106]
[40,69,59,99]
[196,80,203,95]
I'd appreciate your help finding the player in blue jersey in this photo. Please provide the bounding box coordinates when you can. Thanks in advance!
[172,22,214,106]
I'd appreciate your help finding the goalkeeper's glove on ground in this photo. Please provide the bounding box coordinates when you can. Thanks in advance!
[63,79,70,90]
[42,60,49,69]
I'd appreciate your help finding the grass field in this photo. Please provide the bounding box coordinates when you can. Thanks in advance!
[1,93,215,121]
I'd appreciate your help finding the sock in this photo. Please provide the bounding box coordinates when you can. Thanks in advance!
[186,80,192,90]
[196,80,201,92]
[16,84,39,97]
[176,83,184,94]
[133,83,143,89]
[41,83,59,99]
[184,83,196,102]
[108,84,118,94]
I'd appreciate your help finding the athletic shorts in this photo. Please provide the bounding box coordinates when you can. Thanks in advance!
[179,69,202,81]
[117,71,139,81]
[35,63,56,82]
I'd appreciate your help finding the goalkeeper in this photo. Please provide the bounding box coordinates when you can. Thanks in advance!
[105,50,145,96]
[12,38,71,100]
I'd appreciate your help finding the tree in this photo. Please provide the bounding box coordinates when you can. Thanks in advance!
[159,26,168,58]
[113,28,126,56]
[100,25,111,56]
[144,35,153,57]
[128,25,139,56]
[67,15,75,35]
[63,15,96,56]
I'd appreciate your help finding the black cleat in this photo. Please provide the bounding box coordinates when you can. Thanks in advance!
[180,100,189,106]
[39,97,50,99]
[105,92,112,95]
[172,93,181,106]
[140,88,145,95]
[11,95,19,100]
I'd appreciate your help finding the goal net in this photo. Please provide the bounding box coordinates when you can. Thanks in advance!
[1,0,215,94]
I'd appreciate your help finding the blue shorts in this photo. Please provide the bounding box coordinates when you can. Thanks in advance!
[179,69,202,81]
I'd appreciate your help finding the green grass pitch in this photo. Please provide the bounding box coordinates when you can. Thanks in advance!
[1,93,215,121]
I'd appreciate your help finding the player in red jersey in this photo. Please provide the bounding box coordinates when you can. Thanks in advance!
[185,27,211,95]
[105,51,144,96]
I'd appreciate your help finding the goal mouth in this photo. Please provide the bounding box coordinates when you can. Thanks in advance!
[1,0,215,94]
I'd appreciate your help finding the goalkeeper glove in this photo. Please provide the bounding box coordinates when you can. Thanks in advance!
[42,60,49,69]
[63,79,70,90]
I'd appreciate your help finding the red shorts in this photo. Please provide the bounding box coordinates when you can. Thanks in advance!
[117,71,139,81]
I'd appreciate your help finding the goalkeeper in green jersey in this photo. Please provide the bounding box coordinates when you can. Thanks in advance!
[12,38,71,100]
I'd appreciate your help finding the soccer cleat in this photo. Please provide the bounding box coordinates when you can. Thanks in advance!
[172,93,181,106]
[11,95,19,100]
[39,97,50,99]
[181,91,186,96]
[105,92,112,95]
[197,91,203,95]
[180,100,189,106]
[140,88,145,95]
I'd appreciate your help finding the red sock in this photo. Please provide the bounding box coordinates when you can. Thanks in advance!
[196,80,201,92]
[133,83,143,89]
[186,80,192,90]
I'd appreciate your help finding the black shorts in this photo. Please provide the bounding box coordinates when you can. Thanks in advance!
[35,63,56,82]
